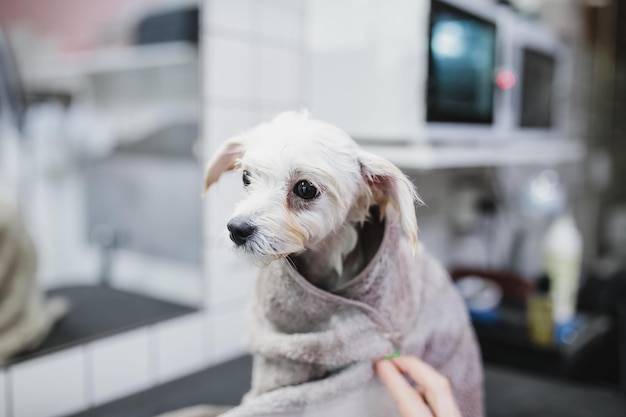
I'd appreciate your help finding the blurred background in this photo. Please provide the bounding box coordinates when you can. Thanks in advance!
[0,0,625,416]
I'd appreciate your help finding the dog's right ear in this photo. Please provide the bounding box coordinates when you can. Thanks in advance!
[203,136,245,194]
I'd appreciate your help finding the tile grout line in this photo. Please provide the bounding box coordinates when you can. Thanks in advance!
[149,324,160,387]
[250,0,260,120]
[299,0,307,109]
[83,344,95,409]
[208,26,302,50]
[5,366,13,417]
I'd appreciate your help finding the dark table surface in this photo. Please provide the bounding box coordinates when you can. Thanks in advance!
[8,285,195,365]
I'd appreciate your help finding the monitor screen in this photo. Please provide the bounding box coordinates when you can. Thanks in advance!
[520,48,555,128]
[427,0,497,124]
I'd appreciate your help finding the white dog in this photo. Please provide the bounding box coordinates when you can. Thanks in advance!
[205,111,419,290]
[201,111,483,417]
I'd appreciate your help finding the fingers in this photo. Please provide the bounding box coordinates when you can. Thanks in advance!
[375,359,434,417]
[391,356,462,417]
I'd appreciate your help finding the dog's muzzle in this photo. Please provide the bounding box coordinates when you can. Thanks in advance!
[227,217,256,246]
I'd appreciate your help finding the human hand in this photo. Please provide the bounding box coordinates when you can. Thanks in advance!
[375,355,462,417]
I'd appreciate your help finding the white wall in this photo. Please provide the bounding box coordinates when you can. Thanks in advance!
[202,0,307,361]
[305,0,428,141]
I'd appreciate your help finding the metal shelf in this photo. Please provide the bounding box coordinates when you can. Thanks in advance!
[363,140,585,170]
[26,42,197,83]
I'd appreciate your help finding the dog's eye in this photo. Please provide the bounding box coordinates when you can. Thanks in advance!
[242,170,251,187]
[293,180,318,200]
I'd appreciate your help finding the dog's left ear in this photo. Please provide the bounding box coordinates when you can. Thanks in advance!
[358,150,420,253]
[203,136,245,194]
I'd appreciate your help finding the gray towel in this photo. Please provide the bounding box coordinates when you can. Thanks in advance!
[220,207,484,417]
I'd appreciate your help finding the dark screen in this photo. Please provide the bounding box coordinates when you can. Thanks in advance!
[427,0,497,124]
[520,48,555,128]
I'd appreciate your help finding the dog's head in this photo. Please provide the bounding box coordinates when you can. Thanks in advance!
[204,111,419,265]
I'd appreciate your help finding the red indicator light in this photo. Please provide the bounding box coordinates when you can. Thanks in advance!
[496,70,516,90]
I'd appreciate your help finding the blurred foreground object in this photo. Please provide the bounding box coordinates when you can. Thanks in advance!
[0,197,68,364]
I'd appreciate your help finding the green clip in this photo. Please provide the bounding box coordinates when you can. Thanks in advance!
[383,351,401,361]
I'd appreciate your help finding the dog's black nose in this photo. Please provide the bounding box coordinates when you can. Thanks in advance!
[227,218,256,246]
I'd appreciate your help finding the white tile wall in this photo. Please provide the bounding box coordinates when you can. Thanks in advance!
[209,306,248,364]
[0,369,7,417]
[257,0,303,43]
[204,172,244,243]
[257,46,301,105]
[10,347,87,417]
[207,37,253,102]
[253,106,302,126]
[0,4,306,417]
[1,317,208,417]
[87,328,152,406]
[204,105,258,307]
[208,0,253,35]
[203,0,305,319]
[207,247,257,307]
[113,251,204,307]
[206,107,252,154]
[153,313,207,383]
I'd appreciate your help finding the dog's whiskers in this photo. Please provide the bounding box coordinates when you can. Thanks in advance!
[284,255,297,272]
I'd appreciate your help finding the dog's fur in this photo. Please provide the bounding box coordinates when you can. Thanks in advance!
[198,111,483,417]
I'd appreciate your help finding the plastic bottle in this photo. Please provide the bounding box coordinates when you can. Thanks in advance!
[542,215,583,331]
[527,274,553,346]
